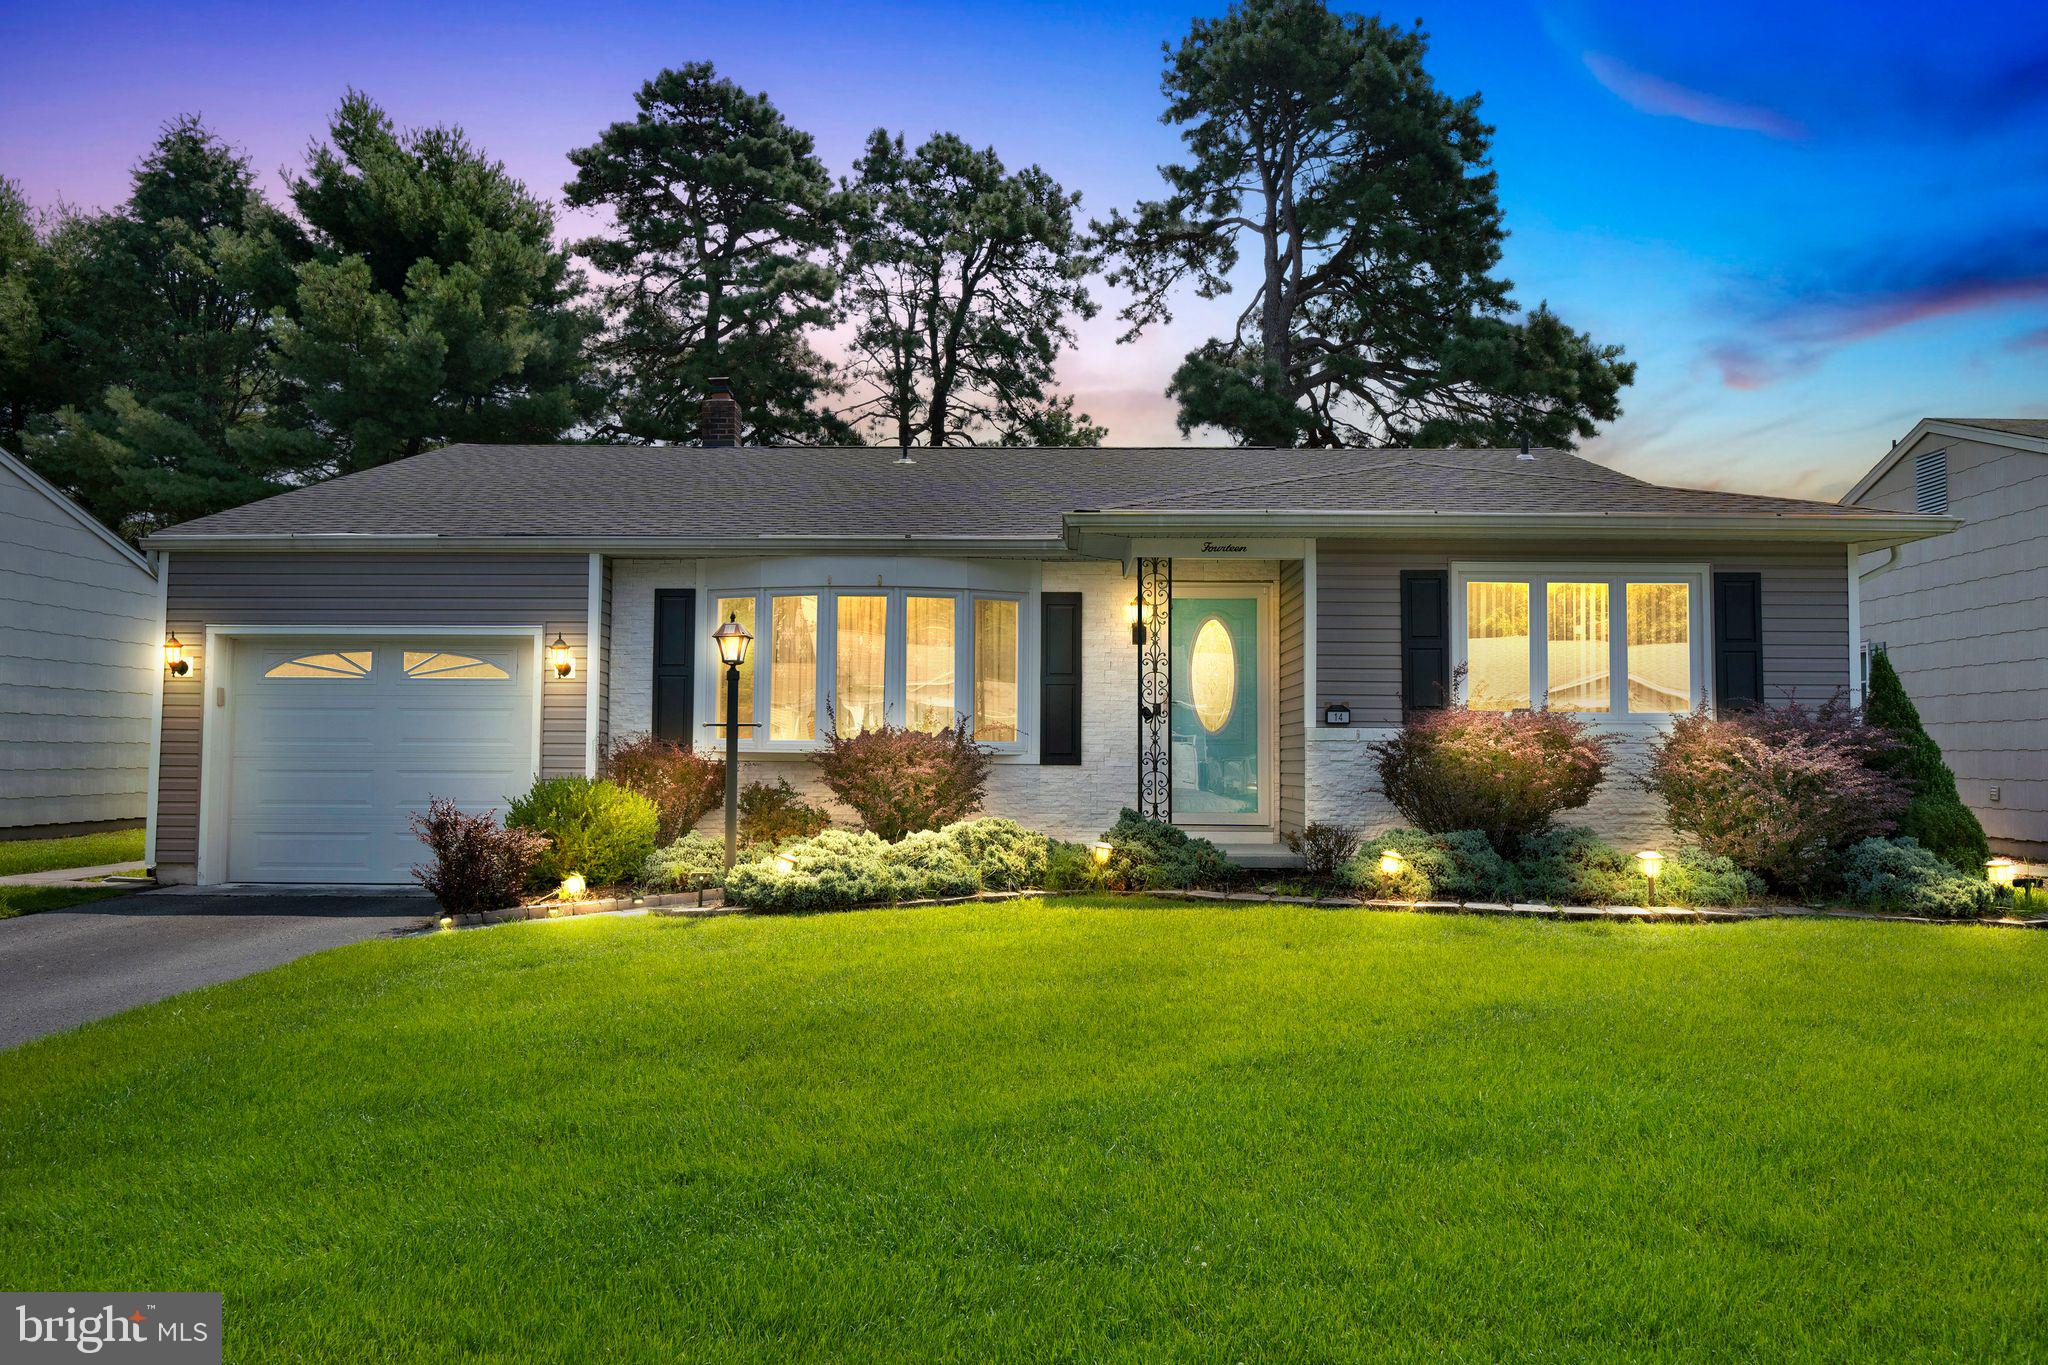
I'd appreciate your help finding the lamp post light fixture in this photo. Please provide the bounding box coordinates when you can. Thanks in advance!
[548,633,575,679]
[1636,849,1665,905]
[164,633,189,677]
[711,611,754,871]
[1986,856,2019,888]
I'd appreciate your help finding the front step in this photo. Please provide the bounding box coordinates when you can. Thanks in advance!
[1197,832,1301,870]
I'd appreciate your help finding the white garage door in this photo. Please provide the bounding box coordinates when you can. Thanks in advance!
[227,637,537,883]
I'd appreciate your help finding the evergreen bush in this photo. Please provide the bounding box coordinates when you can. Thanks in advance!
[506,776,659,889]
[1862,651,1990,877]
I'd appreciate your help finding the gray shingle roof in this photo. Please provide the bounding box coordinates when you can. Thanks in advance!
[150,441,1900,542]
[1935,418,2048,439]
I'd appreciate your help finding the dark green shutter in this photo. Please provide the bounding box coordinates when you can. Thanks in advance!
[1713,573,1763,712]
[1400,570,1449,712]
[1040,592,1082,764]
[653,589,696,743]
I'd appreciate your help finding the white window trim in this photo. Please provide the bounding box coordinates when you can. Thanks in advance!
[699,575,1039,760]
[1448,561,1713,726]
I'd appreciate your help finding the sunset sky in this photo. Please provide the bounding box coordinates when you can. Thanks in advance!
[3,0,2044,499]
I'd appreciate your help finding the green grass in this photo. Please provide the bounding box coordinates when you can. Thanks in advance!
[0,884,131,919]
[3,900,2045,1361]
[0,826,143,878]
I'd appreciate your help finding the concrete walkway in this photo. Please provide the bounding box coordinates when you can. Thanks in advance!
[0,887,432,1050]
[0,861,146,887]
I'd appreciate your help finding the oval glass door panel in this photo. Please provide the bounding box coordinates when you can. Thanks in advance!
[1190,617,1236,732]
[1170,595,1262,821]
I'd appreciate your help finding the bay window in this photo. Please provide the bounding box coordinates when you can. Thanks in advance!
[1453,564,1707,720]
[709,580,1029,751]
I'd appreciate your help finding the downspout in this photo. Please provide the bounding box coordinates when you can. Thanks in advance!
[1848,545,1900,707]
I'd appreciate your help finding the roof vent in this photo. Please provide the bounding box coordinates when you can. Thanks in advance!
[1516,429,1533,460]
[893,437,916,466]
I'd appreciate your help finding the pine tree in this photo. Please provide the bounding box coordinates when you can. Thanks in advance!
[275,91,596,473]
[1094,0,1632,448]
[21,118,317,535]
[1863,649,1989,875]
[565,64,852,445]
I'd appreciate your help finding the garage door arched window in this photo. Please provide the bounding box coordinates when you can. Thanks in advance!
[402,651,510,681]
[264,650,373,680]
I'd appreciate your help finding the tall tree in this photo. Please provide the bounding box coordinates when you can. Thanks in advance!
[276,91,595,472]
[21,119,315,535]
[839,131,1101,448]
[0,177,53,448]
[1094,0,1632,448]
[565,64,851,445]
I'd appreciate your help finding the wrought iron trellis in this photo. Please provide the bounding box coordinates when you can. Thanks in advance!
[1136,556,1172,820]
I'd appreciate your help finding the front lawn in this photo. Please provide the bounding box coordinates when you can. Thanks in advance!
[0,826,144,877]
[2,901,2044,1360]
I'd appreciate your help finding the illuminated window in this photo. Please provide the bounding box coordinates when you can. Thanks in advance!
[834,596,887,736]
[906,596,956,732]
[1626,583,1691,713]
[1455,567,1704,719]
[402,651,509,680]
[973,598,1019,742]
[1545,582,1610,712]
[265,650,372,679]
[715,597,756,729]
[769,595,816,741]
[1189,616,1236,732]
[1464,582,1530,710]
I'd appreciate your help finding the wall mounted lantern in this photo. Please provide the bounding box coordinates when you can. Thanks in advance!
[164,633,189,677]
[548,633,575,679]
[1126,597,1145,646]
[1323,702,1352,726]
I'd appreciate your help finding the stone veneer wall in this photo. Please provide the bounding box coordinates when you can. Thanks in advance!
[608,558,1140,842]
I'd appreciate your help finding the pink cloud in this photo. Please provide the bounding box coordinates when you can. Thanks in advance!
[2009,324,2048,352]
[1583,51,1806,140]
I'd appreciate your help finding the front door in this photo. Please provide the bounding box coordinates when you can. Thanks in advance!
[1169,587,1271,826]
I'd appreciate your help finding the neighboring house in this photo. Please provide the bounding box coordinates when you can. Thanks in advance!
[1844,417,2048,861]
[1,446,159,838]
[137,387,1953,885]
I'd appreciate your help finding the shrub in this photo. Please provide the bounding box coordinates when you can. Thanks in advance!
[1097,809,1234,891]
[1514,828,1764,908]
[1345,828,1520,903]
[506,776,659,889]
[738,778,833,845]
[1646,698,1906,892]
[1042,840,1101,892]
[407,798,546,913]
[1839,837,2007,919]
[1371,706,1613,856]
[639,831,733,892]
[723,828,983,913]
[940,817,1051,890]
[813,718,994,841]
[1863,652,1990,876]
[599,734,723,843]
[1283,821,1361,882]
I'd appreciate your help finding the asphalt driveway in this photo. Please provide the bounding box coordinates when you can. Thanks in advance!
[0,888,432,1049]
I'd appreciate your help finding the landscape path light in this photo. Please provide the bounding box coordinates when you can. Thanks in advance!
[1986,857,2018,888]
[1378,848,1405,878]
[1636,849,1665,905]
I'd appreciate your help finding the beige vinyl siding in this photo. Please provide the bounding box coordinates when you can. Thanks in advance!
[1855,433,2048,855]
[1278,559,1305,835]
[156,552,590,868]
[1313,537,1850,721]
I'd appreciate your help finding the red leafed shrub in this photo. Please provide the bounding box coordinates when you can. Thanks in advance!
[1645,696,1906,892]
[408,797,547,913]
[813,718,996,842]
[1371,706,1614,856]
[600,733,724,843]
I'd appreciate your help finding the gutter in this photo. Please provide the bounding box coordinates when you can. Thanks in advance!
[141,532,1075,557]
[1061,508,1960,550]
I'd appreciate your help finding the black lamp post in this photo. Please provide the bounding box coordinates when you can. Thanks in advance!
[711,611,754,870]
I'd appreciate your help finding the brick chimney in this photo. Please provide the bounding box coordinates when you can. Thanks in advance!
[699,377,741,447]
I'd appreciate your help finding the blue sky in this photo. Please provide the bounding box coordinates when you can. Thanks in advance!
[2,0,2044,497]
